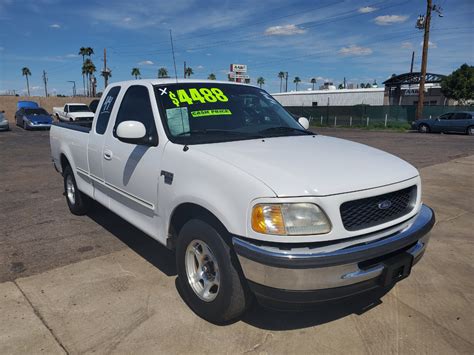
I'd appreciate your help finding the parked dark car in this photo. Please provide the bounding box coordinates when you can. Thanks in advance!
[412,112,474,135]
[15,107,53,130]
[0,111,10,131]
[89,99,100,113]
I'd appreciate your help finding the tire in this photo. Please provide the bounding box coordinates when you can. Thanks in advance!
[23,120,28,130]
[418,124,430,133]
[63,165,89,215]
[176,219,251,324]
[467,126,474,136]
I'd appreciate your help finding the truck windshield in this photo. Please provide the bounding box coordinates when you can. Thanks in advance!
[154,83,310,144]
[69,105,90,113]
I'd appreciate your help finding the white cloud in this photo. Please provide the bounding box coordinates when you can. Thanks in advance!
[401,41,413,49]
[196,65,204,70]
[374,15,409,25]
[358,6,377,13]
[49,23,61,29]
[420,40,437,48]
[138,60,154,65]
[65,53,77,58]
[265,24,306,36]
[338,44,373,56]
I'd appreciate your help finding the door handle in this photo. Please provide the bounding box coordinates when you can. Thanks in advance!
[103,150,113,160]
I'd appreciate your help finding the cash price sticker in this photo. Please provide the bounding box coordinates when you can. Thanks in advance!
[169,88,228,107]
[191,109,232,118]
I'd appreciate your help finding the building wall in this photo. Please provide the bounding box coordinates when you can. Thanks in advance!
[272,88,385,107]
[0,96,94,123]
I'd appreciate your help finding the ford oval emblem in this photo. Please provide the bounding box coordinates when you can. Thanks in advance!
[378,200,392,210]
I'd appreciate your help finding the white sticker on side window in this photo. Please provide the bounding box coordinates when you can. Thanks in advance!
[166,107,190,135]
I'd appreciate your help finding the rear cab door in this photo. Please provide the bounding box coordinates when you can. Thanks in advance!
[449,112,471,133]
[102,83,165,240]
[87,85,122,207]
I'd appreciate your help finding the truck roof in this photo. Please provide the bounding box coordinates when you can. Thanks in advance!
[66,103,90,106]
[107,78,255,87]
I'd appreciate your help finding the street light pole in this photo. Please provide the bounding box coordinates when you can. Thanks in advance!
[67,81,76,96]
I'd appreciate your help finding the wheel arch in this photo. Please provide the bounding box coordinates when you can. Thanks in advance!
[167,203,230,250]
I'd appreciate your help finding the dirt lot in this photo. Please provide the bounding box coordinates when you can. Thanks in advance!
[0,126,473,354]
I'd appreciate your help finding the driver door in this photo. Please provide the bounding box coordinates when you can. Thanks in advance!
[102,84,164,239]
[433,113,452,132]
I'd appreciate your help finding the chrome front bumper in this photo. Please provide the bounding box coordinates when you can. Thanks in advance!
[233,205,435,302]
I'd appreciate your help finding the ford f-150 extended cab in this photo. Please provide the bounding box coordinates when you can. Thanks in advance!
[53,103,94,122]
[50,79,435,323]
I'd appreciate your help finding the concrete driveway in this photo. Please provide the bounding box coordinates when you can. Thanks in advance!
[1,128,473,354]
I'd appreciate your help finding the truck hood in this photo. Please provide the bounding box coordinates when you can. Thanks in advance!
[25,114,52,124]
[192,135,419,197]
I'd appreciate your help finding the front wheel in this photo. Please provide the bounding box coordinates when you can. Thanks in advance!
[63,165,89,215]
[418,124,430,133]
[176,219,251,324]
[467,126,474,136]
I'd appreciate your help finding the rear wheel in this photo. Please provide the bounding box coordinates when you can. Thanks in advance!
[176,219,251,324]
[418,124,430,133]
[467,126,474,135]
[63,165,89,215]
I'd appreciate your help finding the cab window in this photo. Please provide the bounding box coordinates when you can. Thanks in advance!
[96,86,121,134]
[114,85,158,145]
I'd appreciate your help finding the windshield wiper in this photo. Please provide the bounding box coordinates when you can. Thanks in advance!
[258,126,313,135]
[176,129,264,138]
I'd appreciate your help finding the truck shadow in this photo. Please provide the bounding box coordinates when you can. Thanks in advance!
[86,202,177,277]
[242,287,392,330]
[87,202,391,329]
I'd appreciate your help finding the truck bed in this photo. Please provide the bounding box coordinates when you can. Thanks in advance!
[52,121,92,132]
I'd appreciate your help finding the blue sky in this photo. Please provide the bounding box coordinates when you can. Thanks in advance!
[0,0,472,95]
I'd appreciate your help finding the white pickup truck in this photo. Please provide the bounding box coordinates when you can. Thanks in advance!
[53,103,94,122]
[50,79,435,323]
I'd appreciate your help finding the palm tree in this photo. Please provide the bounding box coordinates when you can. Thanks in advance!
[131,67,141,79]
[360,83,365,88]
[208,73,216,80]
[82,59,96,97]
[22,67,31,96]
[184,67,194,78]
[293,76,301,91]
[78,47,87,96]
[278,71,285,92]
[158,67,169,78]
[257,77,265,88]
[310,78,317,90]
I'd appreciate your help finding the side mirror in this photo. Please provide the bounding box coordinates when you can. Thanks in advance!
[116,120,148,145]
[298,117,310,130]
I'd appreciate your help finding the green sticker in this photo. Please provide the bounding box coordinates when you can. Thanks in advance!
[191,109,232,118]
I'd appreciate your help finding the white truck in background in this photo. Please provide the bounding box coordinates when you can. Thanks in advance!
[53,103,94,122]
[50,79,435,324]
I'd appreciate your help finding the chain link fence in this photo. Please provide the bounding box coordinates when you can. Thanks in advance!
[285,105,473,129]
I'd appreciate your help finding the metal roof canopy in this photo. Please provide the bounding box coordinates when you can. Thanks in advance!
[383,72,446,86]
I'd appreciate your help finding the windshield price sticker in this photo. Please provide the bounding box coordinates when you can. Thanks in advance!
[169,88,228,107]
[191,109,232,118]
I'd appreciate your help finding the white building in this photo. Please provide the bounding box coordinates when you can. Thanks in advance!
[272,88,385,107]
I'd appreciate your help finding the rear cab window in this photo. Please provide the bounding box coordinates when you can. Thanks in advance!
[95,86,121,134]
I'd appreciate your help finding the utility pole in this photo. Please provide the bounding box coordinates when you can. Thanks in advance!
[103,48,108,89]
[410,51,415,73]
[42,70,48,97]
[416,0,432,119]
[285,72,288,92]
[184,61,187,78]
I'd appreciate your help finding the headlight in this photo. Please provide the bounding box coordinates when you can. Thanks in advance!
[251,203,331,235]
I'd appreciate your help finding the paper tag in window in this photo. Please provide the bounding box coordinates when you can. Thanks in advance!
[166,107,189,136]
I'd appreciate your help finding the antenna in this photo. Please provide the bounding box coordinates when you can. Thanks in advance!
[169,29,178,83]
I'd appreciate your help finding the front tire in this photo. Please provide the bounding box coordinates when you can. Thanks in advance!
[63,165,89,215]
[176,219,251,324]
[467,126,474,135]
[418,124,430,133]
